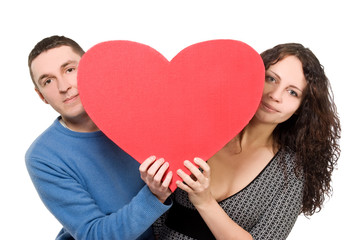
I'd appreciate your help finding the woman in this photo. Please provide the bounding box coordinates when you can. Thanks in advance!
[151,43,341,239]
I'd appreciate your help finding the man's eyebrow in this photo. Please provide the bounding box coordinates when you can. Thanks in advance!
[61,60,78,67]
[61,60,78,70]
[37,74,51,85]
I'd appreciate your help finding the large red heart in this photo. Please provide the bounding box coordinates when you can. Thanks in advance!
[78,40,264,191]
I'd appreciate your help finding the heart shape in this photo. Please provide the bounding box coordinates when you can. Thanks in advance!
[78,40,264,191]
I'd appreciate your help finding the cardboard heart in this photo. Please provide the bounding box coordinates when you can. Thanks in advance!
[78,40,264,191]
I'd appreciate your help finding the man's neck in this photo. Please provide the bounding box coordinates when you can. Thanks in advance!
[61,114,99,133]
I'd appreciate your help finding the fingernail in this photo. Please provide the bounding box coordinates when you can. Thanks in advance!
[194,157,201,163]
[151,156,156,160]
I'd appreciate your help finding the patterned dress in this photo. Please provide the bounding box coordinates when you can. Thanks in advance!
[153,149,304,240]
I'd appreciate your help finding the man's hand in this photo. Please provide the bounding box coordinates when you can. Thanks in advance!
[139,156,173,203]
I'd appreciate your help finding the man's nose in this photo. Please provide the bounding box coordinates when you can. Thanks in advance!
[57,77,72,92]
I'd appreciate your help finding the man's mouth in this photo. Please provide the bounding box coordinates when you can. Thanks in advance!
[64,94,79,103]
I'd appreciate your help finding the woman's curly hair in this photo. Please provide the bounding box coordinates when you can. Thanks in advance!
[260,43,341,216]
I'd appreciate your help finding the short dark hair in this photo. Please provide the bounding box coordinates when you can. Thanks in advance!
[28,35,85,87]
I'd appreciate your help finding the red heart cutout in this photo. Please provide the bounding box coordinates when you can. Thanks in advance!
[78,40,264,191]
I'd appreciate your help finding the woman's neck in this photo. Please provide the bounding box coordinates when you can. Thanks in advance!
[240,119,277,151]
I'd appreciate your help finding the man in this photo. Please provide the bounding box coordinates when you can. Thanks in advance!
[26,35,173,240]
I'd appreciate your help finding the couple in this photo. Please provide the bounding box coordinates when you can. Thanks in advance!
[26,35,340,239]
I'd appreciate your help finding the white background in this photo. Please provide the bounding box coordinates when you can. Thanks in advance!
[1,0,350,239]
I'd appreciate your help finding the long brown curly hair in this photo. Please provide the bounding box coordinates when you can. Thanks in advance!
[260,43,341,216]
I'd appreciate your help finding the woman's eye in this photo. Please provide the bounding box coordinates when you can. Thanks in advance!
[266,76,276,83]
[288,89,298,97]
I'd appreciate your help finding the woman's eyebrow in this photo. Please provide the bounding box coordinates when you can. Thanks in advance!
[266,69,281,80]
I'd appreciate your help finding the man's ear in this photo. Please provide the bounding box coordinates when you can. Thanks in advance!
[35,88,49,104]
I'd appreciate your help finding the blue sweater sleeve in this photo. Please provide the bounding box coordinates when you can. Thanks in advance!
[26,156,171,240]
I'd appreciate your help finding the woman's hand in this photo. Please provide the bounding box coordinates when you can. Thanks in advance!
[139,156,173,203]
[176,157,214,207]
[177,158,253,240]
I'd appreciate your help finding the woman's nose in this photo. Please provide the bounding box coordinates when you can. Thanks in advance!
[268,87,283,102]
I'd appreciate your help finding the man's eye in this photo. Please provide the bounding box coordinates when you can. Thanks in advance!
[66,68,75,73]
[44,79,52,86]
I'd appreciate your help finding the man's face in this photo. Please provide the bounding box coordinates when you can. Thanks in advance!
[31,46,85,123]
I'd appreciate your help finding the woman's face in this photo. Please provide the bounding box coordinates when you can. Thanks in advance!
[254,55,307,125]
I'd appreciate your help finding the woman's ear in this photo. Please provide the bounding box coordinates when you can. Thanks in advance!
[35,88,48,104]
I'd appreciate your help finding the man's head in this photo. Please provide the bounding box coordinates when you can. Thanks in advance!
[29,36,88,128]
[28,35,85,88]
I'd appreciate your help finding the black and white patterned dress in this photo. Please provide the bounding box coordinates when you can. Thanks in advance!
[153,149,304,240]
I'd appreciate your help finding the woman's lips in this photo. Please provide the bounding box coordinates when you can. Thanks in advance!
[261,101,279,112]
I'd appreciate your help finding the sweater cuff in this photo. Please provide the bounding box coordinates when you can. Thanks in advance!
[139,185,172,217]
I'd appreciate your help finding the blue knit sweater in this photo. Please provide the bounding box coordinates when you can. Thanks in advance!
[25,118,171,240]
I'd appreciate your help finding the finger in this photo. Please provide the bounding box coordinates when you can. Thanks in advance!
[139,155,156,173]
[147,158,165,176]
[176,180,193,193]
[183,160,206,183]
[161,171,173,189]
[194,157,210,178]
[154,161,169,182]
[177,169,198,189]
